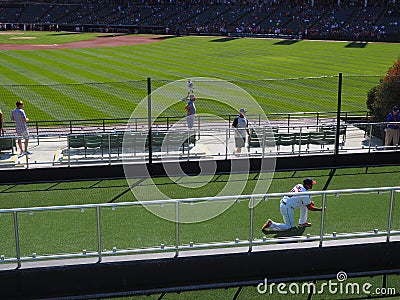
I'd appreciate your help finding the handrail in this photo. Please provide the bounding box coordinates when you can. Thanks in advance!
[2,110,369,133]
[0,186,398,267]
[0,186,398,214]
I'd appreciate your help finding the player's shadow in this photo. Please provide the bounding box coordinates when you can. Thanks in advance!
[262,227,306,238]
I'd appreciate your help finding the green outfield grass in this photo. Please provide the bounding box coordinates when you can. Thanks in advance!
[1,166,399,260]
[0,31,111,44]
[0,32,399,122]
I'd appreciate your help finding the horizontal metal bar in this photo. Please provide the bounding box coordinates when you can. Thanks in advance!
[1,186,399,214]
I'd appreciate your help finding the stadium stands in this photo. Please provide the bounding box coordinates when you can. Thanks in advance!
[0,0,398,41]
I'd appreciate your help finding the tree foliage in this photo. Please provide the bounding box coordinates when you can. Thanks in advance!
[367,57,400,121]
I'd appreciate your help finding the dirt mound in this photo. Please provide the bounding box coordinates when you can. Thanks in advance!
[0,34,167,50]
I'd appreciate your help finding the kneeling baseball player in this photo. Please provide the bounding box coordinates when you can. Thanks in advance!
[262,178,323,232]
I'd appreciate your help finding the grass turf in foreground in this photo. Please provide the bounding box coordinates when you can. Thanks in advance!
[0,166,399,260]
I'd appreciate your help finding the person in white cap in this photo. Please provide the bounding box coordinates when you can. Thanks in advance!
[261,178,323,232]
[232,108,250,156]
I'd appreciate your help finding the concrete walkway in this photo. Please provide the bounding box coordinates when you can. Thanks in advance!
[0,123,384,169]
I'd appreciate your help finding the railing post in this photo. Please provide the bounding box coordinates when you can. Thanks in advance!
[287,114,290,133]
[248,196,254,253]
[25,149,29,169]
[147,77,152,165]
[368,123,373,153]
[108,134,111,165]
[225,128,228,160]
[197,116,201,139]
[36,121,39,145]
[175,201,179,258]
[298,127,303,155]
[319,193,327,247]
[67,136,71,167]
[102,119,105,133]
[334,72,343,158]
[228,115,231,138]
[262,127,265,159]
[13,211,21,268]
[387,189,395,243]
[69,120,72,134]
[96,206,102,263]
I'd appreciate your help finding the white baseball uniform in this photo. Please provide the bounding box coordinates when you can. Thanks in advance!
[269,184,312,231]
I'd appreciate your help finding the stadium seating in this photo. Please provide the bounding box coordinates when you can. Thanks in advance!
[0,137,15,154]
[0,1,397,41]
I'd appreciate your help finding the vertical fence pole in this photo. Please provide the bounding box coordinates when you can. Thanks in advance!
[368,123,373,153]
[13,211,21,268]
[319,193,327,247]
[175,201,179,258]
[228,115,231,138]
[68,136,71,167]
[25,150,29,169]
[387,189,395,243]
[225,128,228,160]
[147,77,152,165]
[298,127,303,155]
[36,121,39,145]
[108,134,111,165]
[96,207,102,263]
[262,127,265,159]
[248,196,254,253]
[334,73,343,158]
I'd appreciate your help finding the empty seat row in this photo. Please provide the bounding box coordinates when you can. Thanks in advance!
[0,137,16,153]
[248,131,337,152]
[67,131,197,154]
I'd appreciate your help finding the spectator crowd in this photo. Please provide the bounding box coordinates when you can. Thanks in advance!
[0,0,398,41]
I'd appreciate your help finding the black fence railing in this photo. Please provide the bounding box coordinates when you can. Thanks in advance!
[2,111,370,136]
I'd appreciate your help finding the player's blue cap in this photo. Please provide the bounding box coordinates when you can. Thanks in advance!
[303,178,316,185]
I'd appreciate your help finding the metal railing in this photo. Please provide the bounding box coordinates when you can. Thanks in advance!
[2,111,369,136]
[0,186,398,268]
[0,120,398,169]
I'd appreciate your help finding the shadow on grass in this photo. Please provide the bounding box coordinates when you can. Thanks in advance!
[45,32,81,36]
[345,41,368,48]
[153,35,178,40]
[210,37,238,42]
[262,226,306,238]
[274,40,300,45]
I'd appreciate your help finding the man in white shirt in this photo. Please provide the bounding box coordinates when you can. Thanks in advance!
[232,108,250,156]
[262,178,323,232]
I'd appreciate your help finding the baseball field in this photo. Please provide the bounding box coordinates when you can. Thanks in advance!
[0,31,399,122]
[0,32,400,299]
